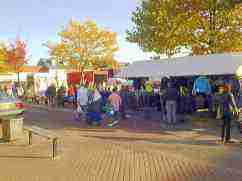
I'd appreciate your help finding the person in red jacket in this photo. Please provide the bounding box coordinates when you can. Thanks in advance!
[68,85,75,96]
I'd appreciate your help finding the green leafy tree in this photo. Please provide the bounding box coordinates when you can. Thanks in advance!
[184,0,242,55]
[127,0,189,57]
[127,0,242,57]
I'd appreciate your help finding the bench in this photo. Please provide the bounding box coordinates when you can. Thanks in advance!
[24,126,61,159]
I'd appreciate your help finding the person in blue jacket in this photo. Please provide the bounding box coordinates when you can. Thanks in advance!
[192,76,213,111]
[192,76,212,95]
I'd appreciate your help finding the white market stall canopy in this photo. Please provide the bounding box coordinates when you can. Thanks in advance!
[0,73,28,82]
[0,73,17,82]
[116,53,242,78]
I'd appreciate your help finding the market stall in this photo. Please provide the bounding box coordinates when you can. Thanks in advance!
[116,53,242,78]
[115,53,242,118]
[67,70,110,86]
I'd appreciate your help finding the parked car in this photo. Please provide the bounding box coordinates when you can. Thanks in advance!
[0,91,25,118]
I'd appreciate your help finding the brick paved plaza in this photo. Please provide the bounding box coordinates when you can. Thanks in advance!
[0,107,242,181]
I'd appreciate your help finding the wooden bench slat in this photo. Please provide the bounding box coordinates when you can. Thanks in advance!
[31,126,59,138]
[24,126,59,139]
[24,125,58,136]
[24,125,61,160]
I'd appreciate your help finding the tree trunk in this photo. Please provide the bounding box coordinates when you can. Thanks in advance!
[17,72,20,84]
[78,63,84,85]
[208,4,217,54]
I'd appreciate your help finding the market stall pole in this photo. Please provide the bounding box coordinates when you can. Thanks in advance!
[1,117,24,142]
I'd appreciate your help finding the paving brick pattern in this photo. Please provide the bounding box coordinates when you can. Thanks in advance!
[0,107,241,181]
[0,137,241,181]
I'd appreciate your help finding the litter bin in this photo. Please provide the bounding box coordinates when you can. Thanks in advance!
[2,117,24,142]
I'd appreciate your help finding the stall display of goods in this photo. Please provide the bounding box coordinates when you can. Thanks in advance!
[68,72,81,85]
[83,71,94,85]
[107,78,127,85]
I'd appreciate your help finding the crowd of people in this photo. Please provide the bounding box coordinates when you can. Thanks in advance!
[0,76,241,143]
[35,82,124,127]
[0,82,24,98]
[162,76,241,143]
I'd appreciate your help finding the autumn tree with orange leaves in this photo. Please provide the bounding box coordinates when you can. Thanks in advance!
[0,39,27,75]
[46,20,119,71]
[7,39,27,70]
[0,43,8,72]
[5,39,28,82]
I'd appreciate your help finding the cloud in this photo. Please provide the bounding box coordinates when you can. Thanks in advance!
[134,0,148,5]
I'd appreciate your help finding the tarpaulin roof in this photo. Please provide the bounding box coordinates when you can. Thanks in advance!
[116,53,242,78]
[19,66,49,73]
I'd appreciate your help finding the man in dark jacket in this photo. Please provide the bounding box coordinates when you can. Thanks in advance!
[46,84,56,107]
[163,82,180,126]
[120,85,129,119]
[221,84,239,143]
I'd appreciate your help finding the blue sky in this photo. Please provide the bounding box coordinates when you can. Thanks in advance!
[0,0,155,65]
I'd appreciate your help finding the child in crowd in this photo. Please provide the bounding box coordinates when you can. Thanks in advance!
[107,87,122,127]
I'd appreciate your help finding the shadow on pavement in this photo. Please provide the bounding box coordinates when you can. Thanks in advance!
[81,134,241,148]
[0,155,50,159]
[81,135,163,142]
[146,139,240,148]
[23,106,241,145]
[66,128,117,132]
